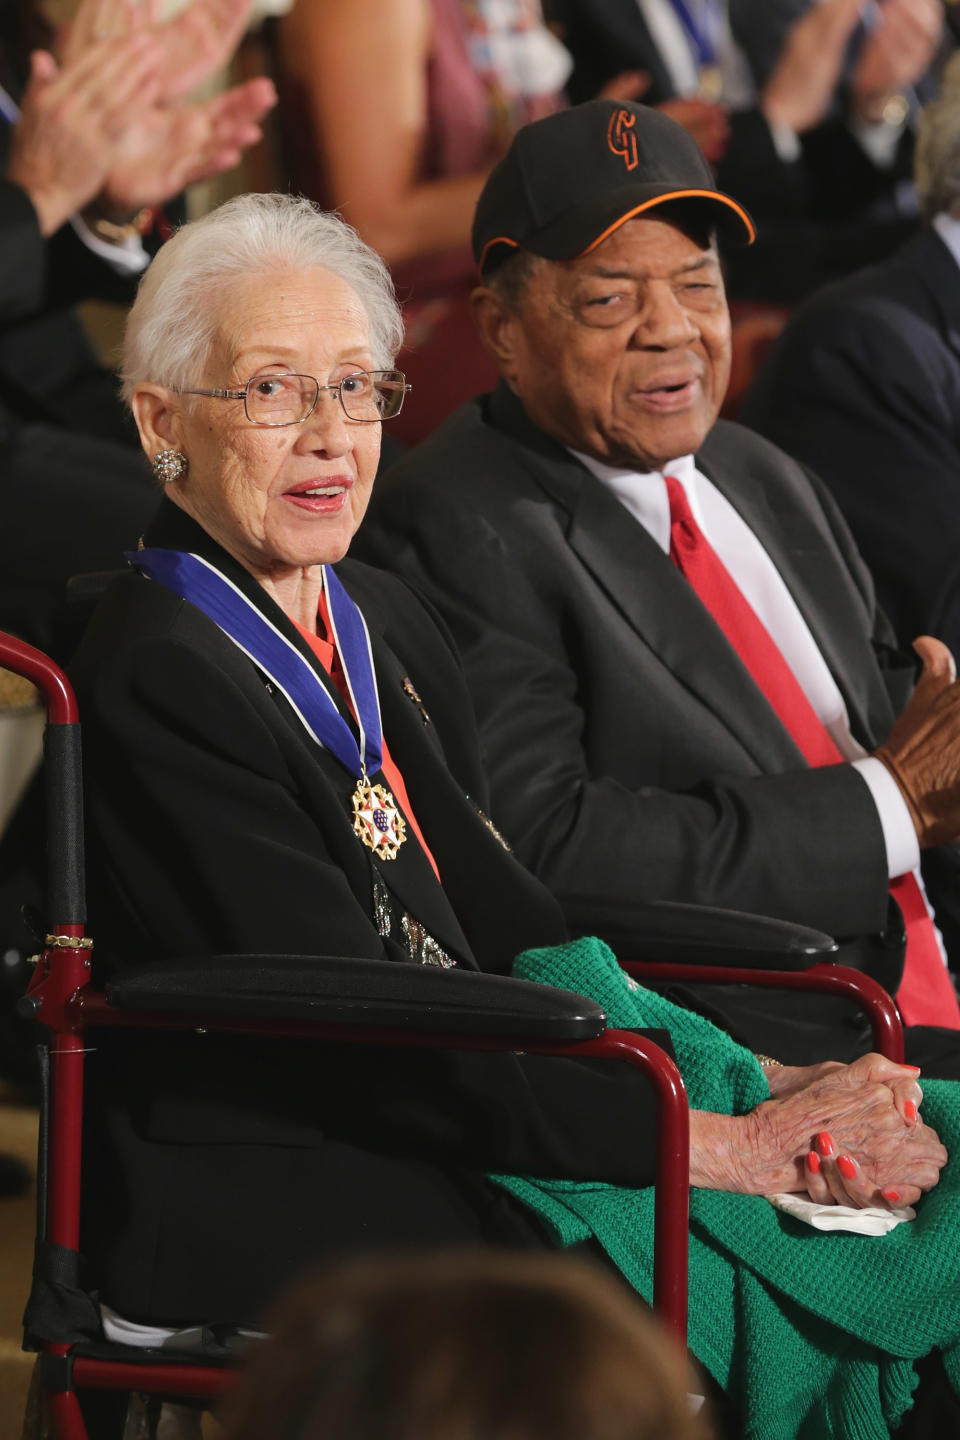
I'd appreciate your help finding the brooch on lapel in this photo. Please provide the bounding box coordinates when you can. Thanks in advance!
[402,676,431,724]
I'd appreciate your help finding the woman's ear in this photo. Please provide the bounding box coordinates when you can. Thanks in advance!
[130,384,184,461]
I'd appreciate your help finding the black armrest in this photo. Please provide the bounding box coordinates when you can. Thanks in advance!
[562,896,838,970]
[105,953,607,1042]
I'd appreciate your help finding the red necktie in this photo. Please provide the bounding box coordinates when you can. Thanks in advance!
[665,472,960,1029]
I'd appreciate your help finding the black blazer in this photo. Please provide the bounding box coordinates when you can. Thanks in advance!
[0,55,159,449]
[359,384,917,948]
[743,225,960,664]
[0,171,140,445]
[70,502,665,1327]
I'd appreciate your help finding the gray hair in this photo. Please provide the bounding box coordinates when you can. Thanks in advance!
[916,53,960,220]
[121,193,404,404]
[484,248,547,310]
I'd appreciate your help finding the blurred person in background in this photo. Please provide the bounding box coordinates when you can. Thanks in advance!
[0,0,275,1098]
[743,53,960,669]
[551,0,948,302]
[275,0,571,447]
[0,0,275,659]
[219,1251,714,1440]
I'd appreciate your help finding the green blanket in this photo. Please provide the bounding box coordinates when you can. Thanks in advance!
[491,938,960,1440]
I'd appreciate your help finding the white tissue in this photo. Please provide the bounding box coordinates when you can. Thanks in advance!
[767,1192,915,1234]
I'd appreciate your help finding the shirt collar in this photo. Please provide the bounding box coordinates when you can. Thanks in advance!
[567,447,698,553]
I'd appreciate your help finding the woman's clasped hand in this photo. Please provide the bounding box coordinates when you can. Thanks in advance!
[689,1052,947,1208]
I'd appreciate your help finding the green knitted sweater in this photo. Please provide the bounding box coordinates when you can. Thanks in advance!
[491,938,960,1440]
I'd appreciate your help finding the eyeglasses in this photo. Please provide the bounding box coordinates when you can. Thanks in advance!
[181,370,411,426]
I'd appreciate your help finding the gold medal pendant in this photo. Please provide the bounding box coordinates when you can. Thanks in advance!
[352,776,407,860]
[697,65,723,103]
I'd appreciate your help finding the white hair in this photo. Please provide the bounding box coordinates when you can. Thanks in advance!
[121,193,404,404]
[916,53,960,220]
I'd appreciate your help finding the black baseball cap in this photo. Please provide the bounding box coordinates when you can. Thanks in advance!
[473,99,755,278]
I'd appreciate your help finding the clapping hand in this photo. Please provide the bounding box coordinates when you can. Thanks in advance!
[874,636,960,849]
[63,0,255,101]
[5,34,164,235]
[96,76,277,216]
[14,0,277,231]
[760,0,863,136]
[850,0,943,124]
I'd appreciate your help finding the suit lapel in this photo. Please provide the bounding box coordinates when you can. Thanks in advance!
[909,227,960,368]
[488,385,809,771]
[696,425,885,747]
[569,470,813,769]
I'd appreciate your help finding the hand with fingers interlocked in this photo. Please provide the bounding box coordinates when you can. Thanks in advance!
[689,1052,947,1209]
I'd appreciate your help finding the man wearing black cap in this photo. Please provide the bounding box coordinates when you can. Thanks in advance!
[358,99,960,1068]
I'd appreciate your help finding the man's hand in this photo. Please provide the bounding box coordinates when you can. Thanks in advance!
[656,98,730,164]
[5,37,163,236]
[594,70,730,164]
[96,76,277,215]
[689,1053,945,1208]
[850,0,943,124]
[874,636,960,848]
[760,0,863,135]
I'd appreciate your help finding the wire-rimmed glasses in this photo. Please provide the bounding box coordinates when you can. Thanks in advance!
[181,370,410,426]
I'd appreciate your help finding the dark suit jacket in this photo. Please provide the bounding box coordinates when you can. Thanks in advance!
[358,384,923,959]
[743,225,960,664]
[549,0,927,300]
[69,501,667,1328]
[0,169,141,445]
[0,100,160,653]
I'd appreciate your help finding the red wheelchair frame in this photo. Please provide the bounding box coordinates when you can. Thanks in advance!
[3,631,690,1439]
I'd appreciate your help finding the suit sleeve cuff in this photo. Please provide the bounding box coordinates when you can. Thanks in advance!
[69,212,150,276]
[851,756,920,879]
[766,118,801,163]
[846,112,907,169]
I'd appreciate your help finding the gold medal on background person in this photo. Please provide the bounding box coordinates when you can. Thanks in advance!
[697,64,724,103]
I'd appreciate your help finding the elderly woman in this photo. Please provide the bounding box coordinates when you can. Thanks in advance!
[71,194,953,1435]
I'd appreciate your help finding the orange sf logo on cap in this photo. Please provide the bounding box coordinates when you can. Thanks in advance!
[607,108,638,171]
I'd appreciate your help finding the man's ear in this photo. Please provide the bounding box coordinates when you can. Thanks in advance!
[471,286,523,385]
[131,385,185,461]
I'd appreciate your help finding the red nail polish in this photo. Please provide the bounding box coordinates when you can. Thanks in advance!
[807,1151,821,1174]
[837,1155,857,1180]
[817,1132,835,1156]
[904,1100,918,1123]
[883,1189,900,1204]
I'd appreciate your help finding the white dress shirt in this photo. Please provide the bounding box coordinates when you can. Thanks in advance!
[569,447,923,883]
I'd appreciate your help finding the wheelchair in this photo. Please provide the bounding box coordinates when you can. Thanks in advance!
[0,628,902,1438]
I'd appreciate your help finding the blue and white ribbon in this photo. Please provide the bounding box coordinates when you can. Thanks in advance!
[667,0,722,70]
[126,548,384,778]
